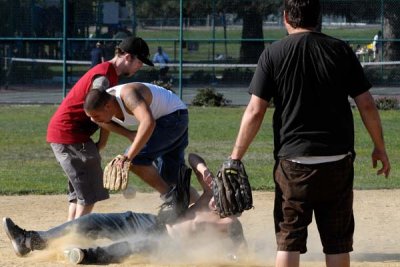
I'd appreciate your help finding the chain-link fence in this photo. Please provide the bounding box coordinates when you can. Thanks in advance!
[0,0,399,104]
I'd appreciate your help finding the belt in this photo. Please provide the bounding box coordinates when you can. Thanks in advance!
[170,109,188,116]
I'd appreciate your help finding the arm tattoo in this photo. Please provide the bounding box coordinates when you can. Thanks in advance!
[124,89,145,111]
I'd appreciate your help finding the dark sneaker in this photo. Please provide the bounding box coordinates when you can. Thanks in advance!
[64,248,85,264]
[160,185,175,203]
[158,185,177,224]
[2,217,31,257]
[158,164,192,224]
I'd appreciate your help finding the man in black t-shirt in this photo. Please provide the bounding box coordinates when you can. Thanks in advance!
[227,0,390,266]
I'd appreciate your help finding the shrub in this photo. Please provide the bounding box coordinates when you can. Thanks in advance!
[192,87,231,107]
[151,80,175,93]
[374,96,399,110]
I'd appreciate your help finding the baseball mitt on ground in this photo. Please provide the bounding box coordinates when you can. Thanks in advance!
[103,155,130,191]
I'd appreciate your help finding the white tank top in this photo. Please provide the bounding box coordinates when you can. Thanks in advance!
[107,83,187,128]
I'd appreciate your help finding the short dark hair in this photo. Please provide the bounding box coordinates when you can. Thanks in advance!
[84,89,112,111]
[284,0,321,29]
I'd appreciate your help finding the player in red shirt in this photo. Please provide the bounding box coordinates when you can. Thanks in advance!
[46,37,154,221]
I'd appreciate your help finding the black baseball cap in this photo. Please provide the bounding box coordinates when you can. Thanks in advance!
[118,37,154,66]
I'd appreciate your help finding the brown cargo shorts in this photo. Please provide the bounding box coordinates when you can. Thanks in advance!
[274,155,354,254]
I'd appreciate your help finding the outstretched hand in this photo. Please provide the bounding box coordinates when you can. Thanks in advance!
[372,147,390,178]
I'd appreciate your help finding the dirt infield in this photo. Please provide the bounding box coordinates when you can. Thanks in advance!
[0,190,399,267]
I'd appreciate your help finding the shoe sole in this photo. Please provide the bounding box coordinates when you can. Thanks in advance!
[2,217,24,257]
[64,248,84,264]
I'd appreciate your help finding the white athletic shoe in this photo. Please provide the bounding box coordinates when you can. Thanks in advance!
[64,248,85,264]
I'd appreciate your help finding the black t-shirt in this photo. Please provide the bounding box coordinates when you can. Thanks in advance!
[249,31,371,159]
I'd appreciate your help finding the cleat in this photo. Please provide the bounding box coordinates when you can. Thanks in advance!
[2,217,31,257]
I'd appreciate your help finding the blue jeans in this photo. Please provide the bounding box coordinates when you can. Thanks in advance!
[36,212,165,263]
[131,111,189,185]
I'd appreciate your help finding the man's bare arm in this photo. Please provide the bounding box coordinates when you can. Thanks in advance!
[231,94,268,160]
[96,127,110,151]
[354,91,390,177]
[123,88,155,160]
[96,121,137,142]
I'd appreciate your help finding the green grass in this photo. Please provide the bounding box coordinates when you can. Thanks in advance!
[140,26,379,41]
[138,27,379,62]
[0,105,398,195]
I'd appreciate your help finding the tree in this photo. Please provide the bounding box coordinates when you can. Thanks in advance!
[383,1,400,60]
[235,1,266,63]
[178,0,280,63]
[0,0,23,37]
[219,0,281,63]
[136,0,180,26]
[321,0,400,61]
[321,0,379,23]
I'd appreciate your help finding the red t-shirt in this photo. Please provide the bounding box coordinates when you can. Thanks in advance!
[46,62,118,144]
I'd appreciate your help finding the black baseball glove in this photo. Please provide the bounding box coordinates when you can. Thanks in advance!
[213,158,253,217]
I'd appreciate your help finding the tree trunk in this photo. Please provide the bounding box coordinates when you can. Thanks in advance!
[384,2,400,60]
[240,3,264,63]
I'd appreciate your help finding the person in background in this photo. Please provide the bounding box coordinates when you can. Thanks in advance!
[90,42,105,67]
[47,37,154,221]
[227,0,390,266]
[153,46,170,81]
[372,30,382,61]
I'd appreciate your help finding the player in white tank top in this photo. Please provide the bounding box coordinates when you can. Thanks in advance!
[106,82,186,128]
[84,82,194,203]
